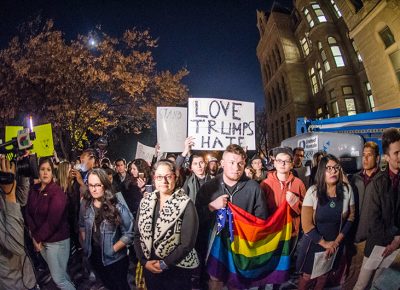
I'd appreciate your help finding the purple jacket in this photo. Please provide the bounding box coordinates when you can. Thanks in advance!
[25,181,69,243]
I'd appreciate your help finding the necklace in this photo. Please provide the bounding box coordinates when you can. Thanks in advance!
[328,195,336,208]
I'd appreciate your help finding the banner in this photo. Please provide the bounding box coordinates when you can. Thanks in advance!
[5,124,54,157]
[157,107,187,152]
[188,98,255,150]
[135,142,154,164]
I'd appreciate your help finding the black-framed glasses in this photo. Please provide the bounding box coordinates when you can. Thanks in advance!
[275,159,292,165]
[326,165,341,173]
[88,183,103,190]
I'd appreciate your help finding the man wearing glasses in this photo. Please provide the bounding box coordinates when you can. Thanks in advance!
[195,144,268,290]
[261,147,306,257]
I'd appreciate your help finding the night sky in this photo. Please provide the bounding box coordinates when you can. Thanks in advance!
[0,0,294,109]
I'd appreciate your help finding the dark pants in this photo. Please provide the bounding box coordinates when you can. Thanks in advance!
[90,250,130,290]
[144,266,192,290]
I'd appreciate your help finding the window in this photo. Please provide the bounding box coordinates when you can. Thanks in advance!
[316,107,323,120]
[325,103,330,119]
[317,62,323,86]
[312,3,327,23]
[330,0,342,18]
[304,8,314,28]
[352,41,363,62]
[286,114,291,137]
[365,82,376,112]
[379,26,395,48]
[319,42,331,72]
[389,49,400,82]
[345,98,357,115]
[309,67,319,94]
[328,37,345,67]
[301,37,310,56]
[331,101,339,117]
[281,117,285,140]
[342,86,353,95]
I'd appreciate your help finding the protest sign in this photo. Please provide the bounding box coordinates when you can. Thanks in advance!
[5,124,54,157]
[188,98,255,150]
[157,107,187,152]
[135,142,154,164]
[32,124,54,157]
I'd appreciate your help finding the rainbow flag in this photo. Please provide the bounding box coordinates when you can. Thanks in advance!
[207,201,292,289]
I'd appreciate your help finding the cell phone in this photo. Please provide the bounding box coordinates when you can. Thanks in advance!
[138,172,144,179]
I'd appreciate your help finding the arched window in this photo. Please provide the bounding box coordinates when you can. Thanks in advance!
[328,37,345,67]
[303,8,314,28]
[318,41,331,72]
[312,3,327,23]
[309,67,318,94]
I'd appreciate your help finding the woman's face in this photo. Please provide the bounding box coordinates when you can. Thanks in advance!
[154,164,176,195]
[325,160,341,185]
[251,159,263,170]
[88,174,105,200]
[130,164,139,178]
[39,162,53,186]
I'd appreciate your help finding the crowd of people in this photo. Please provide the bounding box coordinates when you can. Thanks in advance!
[0,127,399,290]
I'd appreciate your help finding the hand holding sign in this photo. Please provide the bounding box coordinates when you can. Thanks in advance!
[182,136,195,157]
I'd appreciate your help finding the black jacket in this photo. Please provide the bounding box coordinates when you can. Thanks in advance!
[364,169,400,257]
[195,174,268,259]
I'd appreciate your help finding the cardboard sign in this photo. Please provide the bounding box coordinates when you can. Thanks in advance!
[157,107,187,152]
[135,142,154,164]
[188,98,255,150]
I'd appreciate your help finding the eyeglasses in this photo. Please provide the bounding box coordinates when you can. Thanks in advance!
[155,174,175,182]
[275,159,292,165]
[88,184,103,190]
[326,165,341,173]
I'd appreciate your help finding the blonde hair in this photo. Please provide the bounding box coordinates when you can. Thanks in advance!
[57,161,71,192]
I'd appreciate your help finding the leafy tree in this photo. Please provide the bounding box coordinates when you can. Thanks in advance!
[0,19,189,159]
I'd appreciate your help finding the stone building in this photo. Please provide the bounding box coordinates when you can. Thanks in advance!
[257,1,374,148]
[335,0,400,110]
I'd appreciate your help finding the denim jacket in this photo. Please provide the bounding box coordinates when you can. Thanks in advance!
[79,200,134,266]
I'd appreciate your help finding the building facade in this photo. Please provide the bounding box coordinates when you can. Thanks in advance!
[257,0,377,148]
[336,0,400,110]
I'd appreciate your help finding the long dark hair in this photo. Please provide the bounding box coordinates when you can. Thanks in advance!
[85,168,121,225]
[314,154,348,205]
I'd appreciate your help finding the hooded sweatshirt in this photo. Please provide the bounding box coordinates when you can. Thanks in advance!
[261,171,306,237]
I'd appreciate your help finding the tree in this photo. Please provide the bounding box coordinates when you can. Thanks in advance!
[0,19,189,159]
[255,107,268,157]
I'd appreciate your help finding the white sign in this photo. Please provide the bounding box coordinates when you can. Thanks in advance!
[135,142,154,164]
[298,135,319,151]
[188,98,255,150]
[157,107,187,152]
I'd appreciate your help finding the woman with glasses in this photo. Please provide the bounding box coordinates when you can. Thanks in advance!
[134,159,199,290]
[79,168,134,290]
[297,154,355,290]
[25,158,76,290]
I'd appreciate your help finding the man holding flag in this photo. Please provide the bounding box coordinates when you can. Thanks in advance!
[196,144,268,290]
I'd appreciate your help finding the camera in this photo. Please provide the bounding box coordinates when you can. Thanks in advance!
[0,128,39,185]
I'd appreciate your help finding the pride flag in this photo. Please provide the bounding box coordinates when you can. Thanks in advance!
[207,201,292,289]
